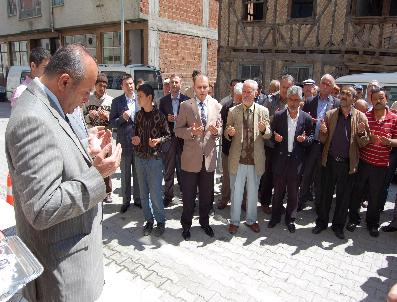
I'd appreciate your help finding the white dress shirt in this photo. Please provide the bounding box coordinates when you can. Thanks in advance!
[287,109,299,153]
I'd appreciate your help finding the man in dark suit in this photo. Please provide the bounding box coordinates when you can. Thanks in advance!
[109,74,141,213]
[298,74,340,212]
[159,74,190,206]
[268,86,313,232]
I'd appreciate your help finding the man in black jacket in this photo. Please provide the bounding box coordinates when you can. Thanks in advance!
[159,74,190,206]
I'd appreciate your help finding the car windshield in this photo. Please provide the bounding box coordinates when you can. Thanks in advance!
[134,70,163,90]
[103,71,126,90]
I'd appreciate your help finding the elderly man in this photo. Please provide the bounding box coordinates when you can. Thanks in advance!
[226,79,271,234]
[260,74,294,214]
[220,78,240,105]
[302,79,317,101]
[218,82,244,209]
[5,44,122,302]
[312,85,370,239]
[298,74,340,212]
[365,80,381,111]
[268,86,313,232]
[348,88,397,237]
[268,79,280,95]
[159,74,190,206]
[175,74,222,240]
[354,84,364,100]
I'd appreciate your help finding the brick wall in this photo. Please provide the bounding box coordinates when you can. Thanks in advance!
[159,0,203,26]
[140,0,149,15]
[209,0,219,29]
[207,38,218,83]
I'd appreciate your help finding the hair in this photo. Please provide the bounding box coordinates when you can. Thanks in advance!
[320,74,336,85]
[193,74,208,84]
[170,74,181,81]
[234,82,243,95]
[29,47,51,66]
[96,73,108,85]
[44,44,92,82]
[333,85,340,94]
[192,70,202,79]
[270,79,280,87]
[253,78,263,90]
[355,99,368,111]
[230,79,240,86]
[280,74,295,84]
[137,83,154,100]
[163,78,170,84]
[121,73,133,83]
[341,85,356,96]
[287,85,303,100]
[371,86,387,96]
[244,79,259,91]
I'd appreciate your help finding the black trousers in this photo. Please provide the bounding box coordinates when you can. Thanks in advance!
[298,142,322,212]
[316,156,355,229]
[258,146,273,206]
[162,136,182,202]
[271,157,299,224]
[349,160,387,228]
[180,159,214,230]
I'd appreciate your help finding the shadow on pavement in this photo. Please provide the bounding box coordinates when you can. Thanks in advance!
[0,102,11,119]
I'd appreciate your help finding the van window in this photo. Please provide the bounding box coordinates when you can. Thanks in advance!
[134,70,163,90]
[103,71,126,90]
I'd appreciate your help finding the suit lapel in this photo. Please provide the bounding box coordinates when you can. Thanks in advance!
[190,98,201,125]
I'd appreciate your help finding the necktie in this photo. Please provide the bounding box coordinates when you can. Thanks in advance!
[199,102,206,127]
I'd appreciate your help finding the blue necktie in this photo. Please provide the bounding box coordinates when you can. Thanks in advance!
[199,102,206,127]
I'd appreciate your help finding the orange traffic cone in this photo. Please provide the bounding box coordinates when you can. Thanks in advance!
[6,173,13,206]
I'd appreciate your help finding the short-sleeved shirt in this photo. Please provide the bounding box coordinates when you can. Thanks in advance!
[360,109,397,167]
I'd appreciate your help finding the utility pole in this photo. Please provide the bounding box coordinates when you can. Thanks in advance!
[120,0,125,65]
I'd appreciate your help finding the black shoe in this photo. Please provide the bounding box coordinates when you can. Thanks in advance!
[133,202,142,209]
[143,221,154,236]
[346,222,357,232]
[368,227,379,237]
[381,224,397,232]
[201,225,214,237]
[312,225,325,234]
[332,228,345,239]
[164,199,172,208]
[120,204,130,213]
[286,223,296,233]
[153,223,165,237]
[182,229,191,240]
[297,203,305,212]
[267,220,278,228]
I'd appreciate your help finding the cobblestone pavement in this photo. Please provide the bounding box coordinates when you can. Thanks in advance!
[0,102,396,302]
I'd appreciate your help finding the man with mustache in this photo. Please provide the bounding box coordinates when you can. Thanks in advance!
[312,85,370,239]
[347,87,397,237]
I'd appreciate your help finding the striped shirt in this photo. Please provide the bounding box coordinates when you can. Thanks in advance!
[360,109,397,167]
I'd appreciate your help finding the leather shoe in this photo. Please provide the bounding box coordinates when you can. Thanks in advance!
[286,223,296,233]
[245,222,260,233]
[381,224,397,232]
[201,225,214,237]
[261,204,272,215]
[333,228,345,239]
[217,200,228,210]
[228,224,238,234]
[182,229,191,240]
[346,222,357,232]
[297,203,305,212]
[312,225,325,234]
[163,199,172,208]
[133,202,142,209]
[267,220,278,228]
[120,204,130,213]
[368,227,379,237]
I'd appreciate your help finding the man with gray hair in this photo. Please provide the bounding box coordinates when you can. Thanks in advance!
[268,86,313,232]
[218,82,243,209]
[6,44,122,301]
[225,79,271,234]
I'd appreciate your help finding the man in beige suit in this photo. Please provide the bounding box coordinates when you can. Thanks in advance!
[175,74,222,240]
[225,79,271,234]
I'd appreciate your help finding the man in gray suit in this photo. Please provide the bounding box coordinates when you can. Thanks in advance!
[5,44,122,302]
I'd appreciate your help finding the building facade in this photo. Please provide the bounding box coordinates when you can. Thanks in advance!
[0,0,218,87]
[217,0,397,98]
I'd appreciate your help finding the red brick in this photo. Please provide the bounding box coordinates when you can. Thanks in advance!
[159,0,203,26]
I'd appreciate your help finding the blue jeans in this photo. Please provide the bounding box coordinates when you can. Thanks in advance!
[135,156,165,224]
[230,164,260,226]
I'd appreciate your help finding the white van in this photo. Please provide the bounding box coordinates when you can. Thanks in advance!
[98,64,163,101]
[6,66,31,100]
[335,72,397,105]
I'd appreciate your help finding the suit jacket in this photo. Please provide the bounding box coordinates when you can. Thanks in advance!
[109,94,140,153]
[225,103,271,176]
[5,80,106,302]
[220,99,236,156]
[302,94,340,120]
[271,108,314,176]
[159,92,190,136]
[320,107,370,174]
[175,96,222,173]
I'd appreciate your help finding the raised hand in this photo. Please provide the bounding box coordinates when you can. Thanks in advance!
[370,131,380,144]
[191,122,204,136]
[122,110,131,122]
[274,131,283,142]
[93,143,122,178]
[379,135,392,147]
[296,131,306,143]
[226,125,236,137]
[131,136,141,146]
[149,138,161,147]
[258,120,267,132]
[89,109,99,119]
[167,114,176,122]
[87,127,112,157]
[320,119,327,134]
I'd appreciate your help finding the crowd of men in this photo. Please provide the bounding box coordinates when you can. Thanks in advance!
[3,44,397,302]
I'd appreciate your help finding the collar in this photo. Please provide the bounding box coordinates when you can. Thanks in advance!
[95,92,108,101]
[34,78,65,119]
[196,95,209,106]
[369,108,396,121]
[243,102,255,112]
[125,93,136,101]
[338,107,353,117]
[171,92,180,101]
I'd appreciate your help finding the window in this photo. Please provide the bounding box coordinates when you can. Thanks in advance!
[64,34,96,58]
[244,0,266,21]
[11,41,28,66]
[102,32,121,64]
[7,0,17,16]
[240,64,261,80]
[284,65,312,84]
[290,0,314,19]
[52,0,64,6]
[391,1,397,16]
[355,0,382,16]
[0,44,9,82]
[19,0,41,19]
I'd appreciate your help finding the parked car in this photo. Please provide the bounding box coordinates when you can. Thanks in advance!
[6,66,31,100]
